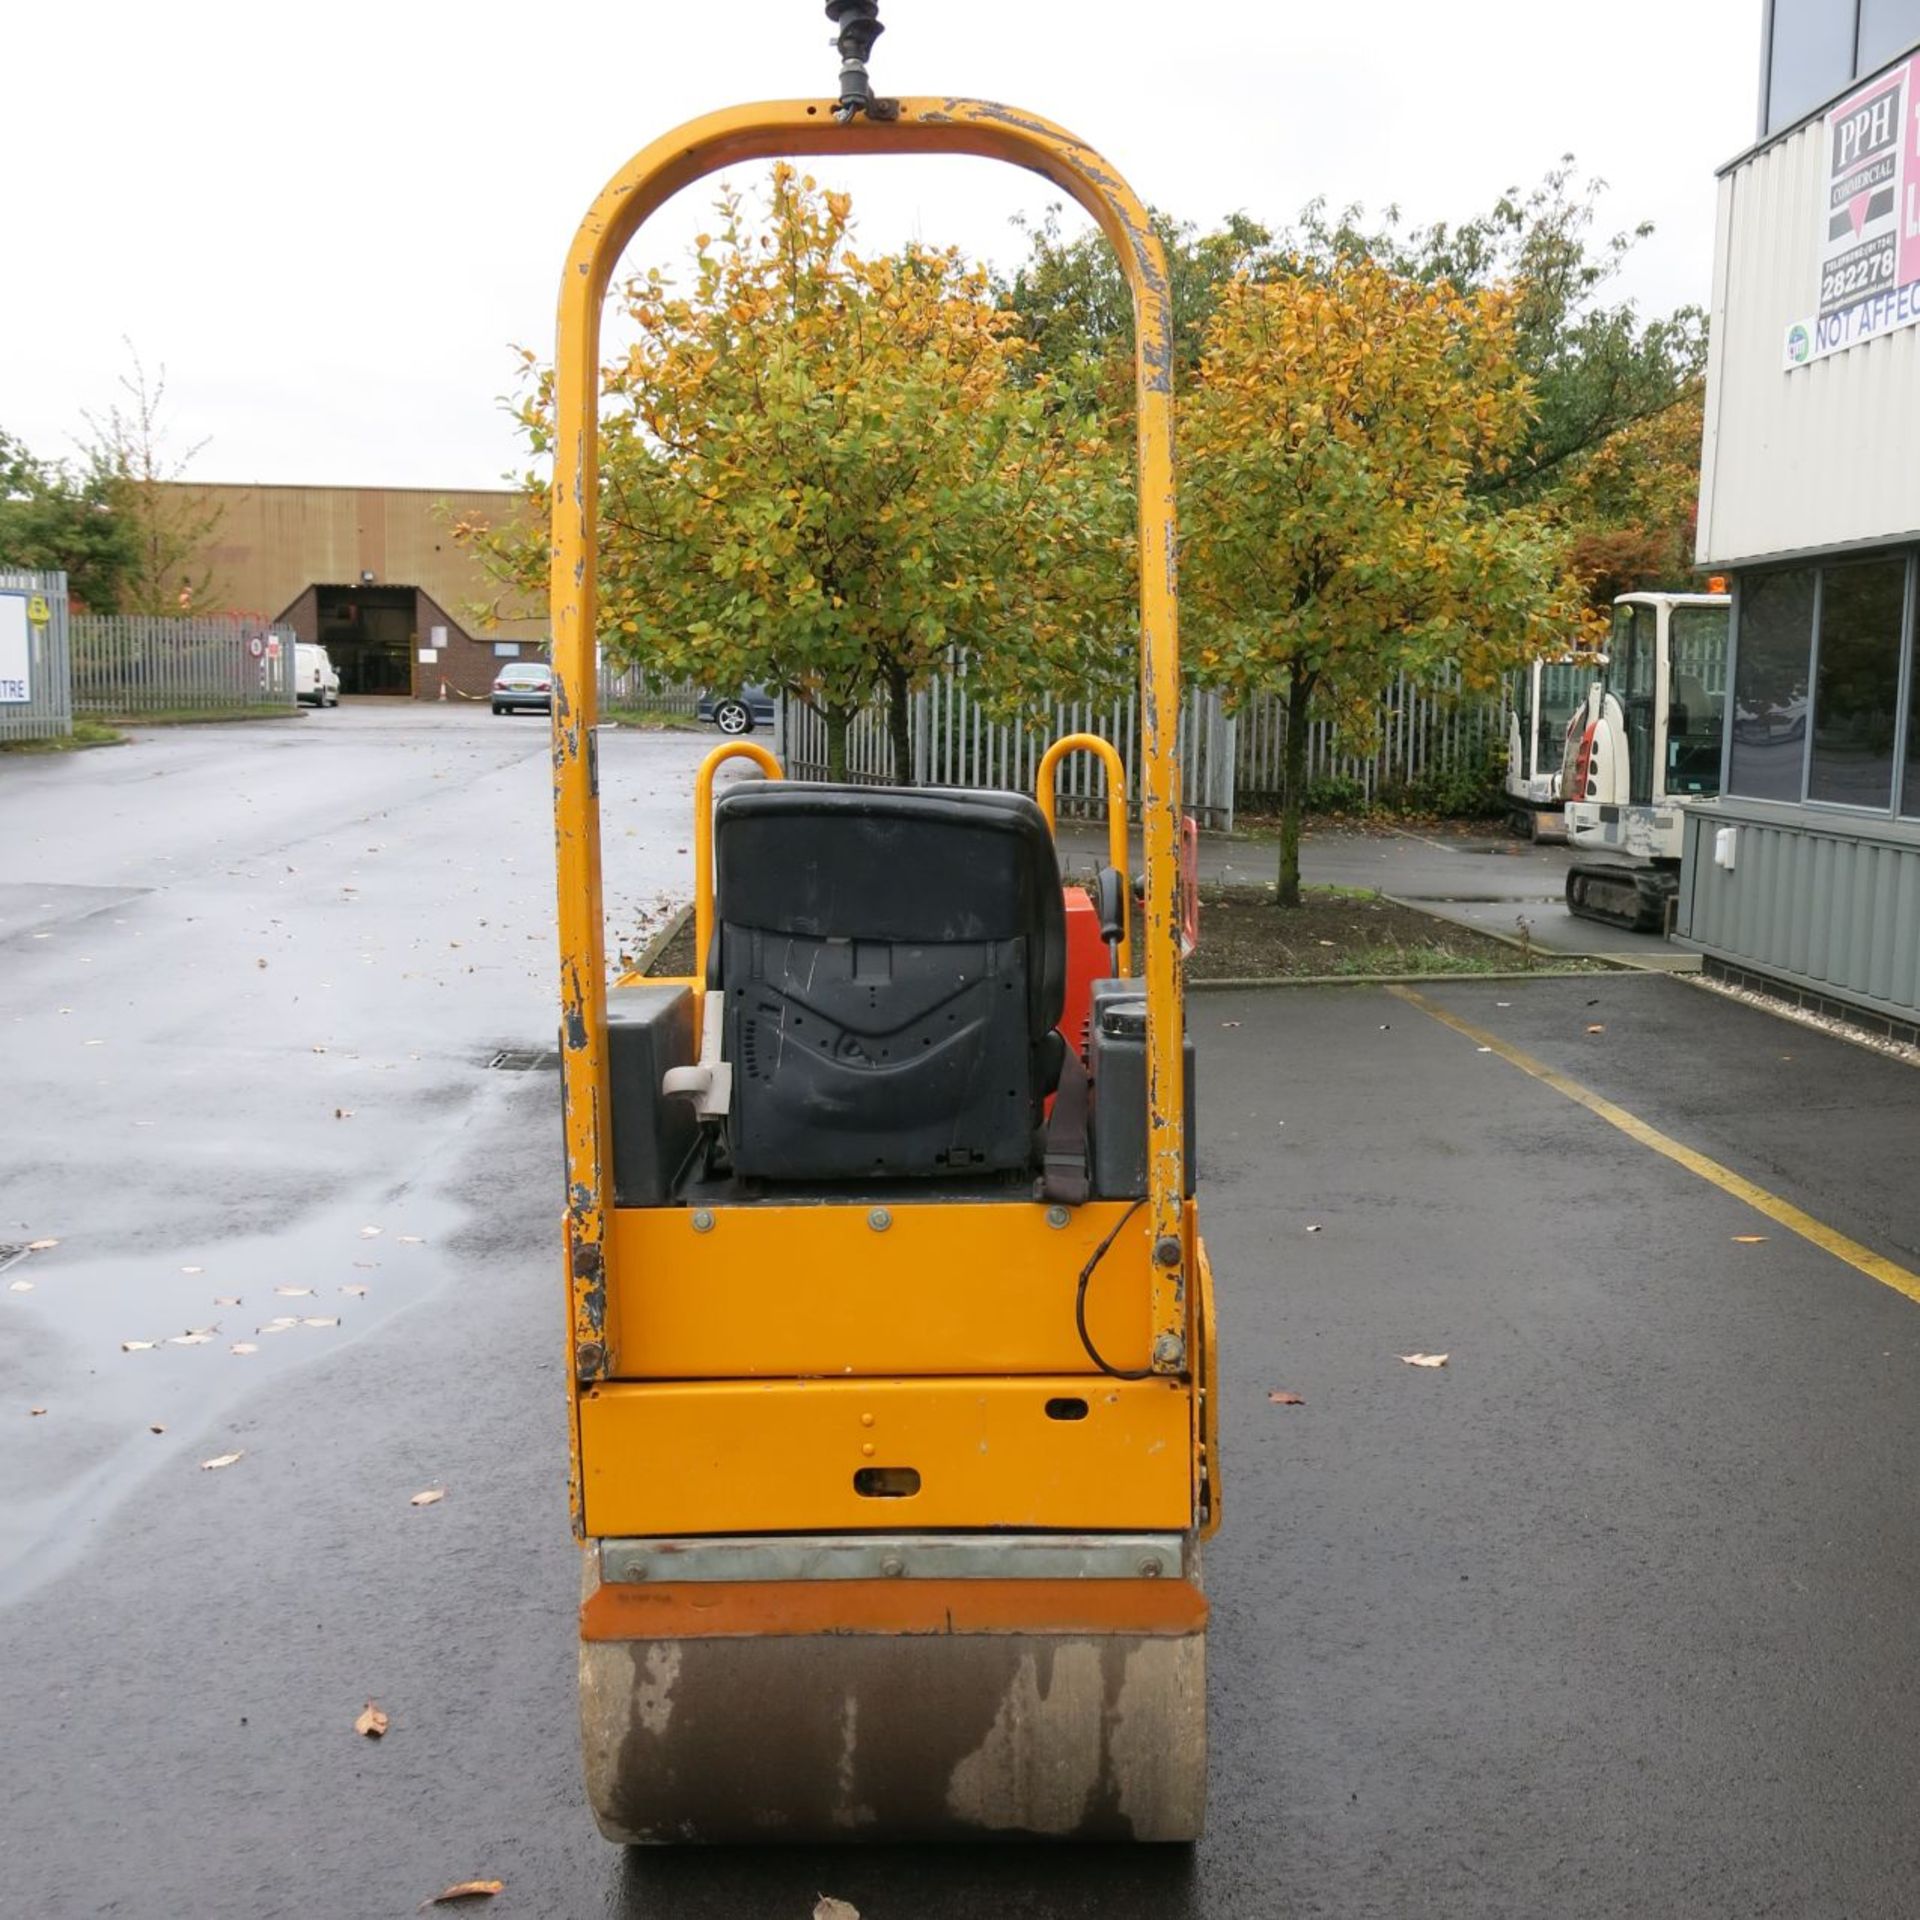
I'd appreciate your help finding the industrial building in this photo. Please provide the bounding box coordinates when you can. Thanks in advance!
[1679,0,1920,1036]
[170,482,545,700]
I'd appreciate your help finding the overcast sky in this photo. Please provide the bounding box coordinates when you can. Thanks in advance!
[1,0,1761,491]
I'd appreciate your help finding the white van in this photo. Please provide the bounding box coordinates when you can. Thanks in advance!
[295,642,341,708]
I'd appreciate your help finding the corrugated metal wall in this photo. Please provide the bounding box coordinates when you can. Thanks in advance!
[1699,120,1920,566]
[0,571,73,743]
[1678,802,1920,1019]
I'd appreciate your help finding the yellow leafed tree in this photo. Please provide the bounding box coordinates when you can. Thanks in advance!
[460,167,1128,778]
[1181,258,1595,903]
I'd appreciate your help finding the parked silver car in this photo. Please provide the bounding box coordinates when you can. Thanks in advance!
[492,663,553,715]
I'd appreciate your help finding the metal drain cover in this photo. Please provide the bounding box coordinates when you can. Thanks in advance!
[487,1048,558,1072]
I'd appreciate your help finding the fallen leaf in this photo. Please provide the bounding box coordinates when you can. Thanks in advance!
[410,1489,445,1508]
[814,1901,861,1920]
[230,1342,258,1355]
[1267,1390,1305,1406]
[303,1316,340,1328]
[200,1451,244,1470]
[274,1286,314,1297]
[342,1284,369,1297]
[1731,1234,1768,1244]
[26,1239,57,1253]
[1398,1352,1450,1368]
[354,1701,390,1738]
[1585,1023,1605,1035]
[9,1280,33,1293]
[420,1880,503,1908]
[121,1339,156,1352]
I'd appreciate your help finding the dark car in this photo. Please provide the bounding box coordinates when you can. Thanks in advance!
[492,662,553,715]
[696,685,778,735]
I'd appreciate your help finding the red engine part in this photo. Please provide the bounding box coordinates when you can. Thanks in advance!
[1059,886,1109,1061]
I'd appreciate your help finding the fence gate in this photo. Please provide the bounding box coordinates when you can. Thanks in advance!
[0,571,73,744]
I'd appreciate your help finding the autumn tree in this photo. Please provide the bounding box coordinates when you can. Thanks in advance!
[1181,259,1592,904]
[84,345,224,617]
[1295,165,1706,598]
[461,167,1128,778]
[0,429,138,612]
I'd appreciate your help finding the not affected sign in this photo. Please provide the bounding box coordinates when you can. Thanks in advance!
[0,594,31,703]
[1785,55,1920,367]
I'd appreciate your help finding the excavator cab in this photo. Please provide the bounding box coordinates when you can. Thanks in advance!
[545,8,1218,1844]
[1562,591,1730,929]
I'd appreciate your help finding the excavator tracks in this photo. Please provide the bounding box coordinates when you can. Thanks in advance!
[1565,862,1678,933]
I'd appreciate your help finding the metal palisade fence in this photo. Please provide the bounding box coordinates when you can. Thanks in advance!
[70,615,297,715]
[772,663,1511,829]
[777,678,1238,827]
[1233,665,1505,812]
[0,571,73,743]
[598,662,702,716]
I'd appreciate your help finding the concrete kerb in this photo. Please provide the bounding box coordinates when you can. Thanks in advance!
[1378,889,1693,975]
[629,900,693,977]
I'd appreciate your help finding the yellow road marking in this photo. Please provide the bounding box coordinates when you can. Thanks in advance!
[1387,984,1920,1308]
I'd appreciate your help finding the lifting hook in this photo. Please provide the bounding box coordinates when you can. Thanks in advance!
[825,0,885,121]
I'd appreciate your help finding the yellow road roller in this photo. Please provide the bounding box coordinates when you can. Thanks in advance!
[546,4,1219,1843]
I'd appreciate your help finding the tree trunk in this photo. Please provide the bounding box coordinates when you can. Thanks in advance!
[1278,666,1312,908]
[826,704,852,783]
[883,659,913,786]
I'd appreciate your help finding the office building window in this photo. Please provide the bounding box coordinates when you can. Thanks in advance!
[1767,0,1867,134]
[1808,556,1907,808]
[1728,567,1816,801]
[1858,0,1920,74]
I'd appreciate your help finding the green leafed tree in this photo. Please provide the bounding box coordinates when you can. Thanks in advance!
[459,166,1130,779]
[0,430,139,612]
[1180,258,1595,905]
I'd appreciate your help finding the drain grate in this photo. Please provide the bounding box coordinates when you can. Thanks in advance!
[487,1048,559,1072]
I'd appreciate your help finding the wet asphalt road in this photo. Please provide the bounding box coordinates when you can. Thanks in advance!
[5,708,1920,1919]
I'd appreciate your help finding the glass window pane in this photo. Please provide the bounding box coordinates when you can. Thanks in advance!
[1767,0,1863,134]
[1729,568,1816,800]
[1668,605,1730,797]
[1618,608,1657,807]
[1535,661,1590,777]
[1859,0,1920,74]
[1809,556,1906,808]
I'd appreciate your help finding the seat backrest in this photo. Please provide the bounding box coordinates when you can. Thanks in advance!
[713,783,1065,1181]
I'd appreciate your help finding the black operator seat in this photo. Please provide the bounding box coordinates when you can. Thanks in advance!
[710,783,1066,1181]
